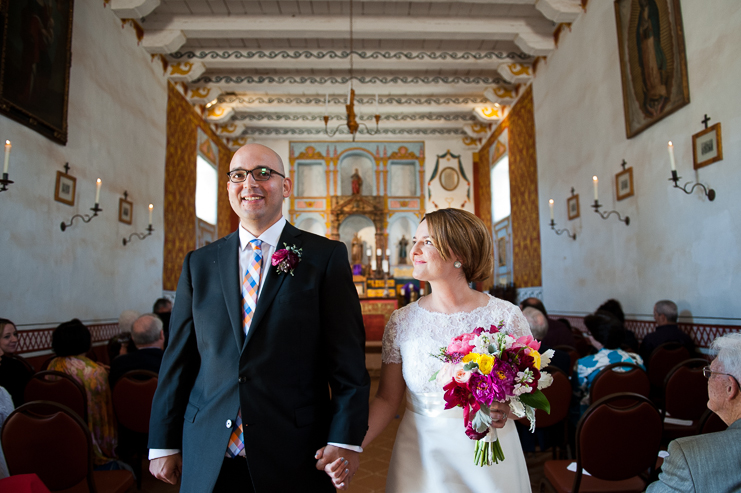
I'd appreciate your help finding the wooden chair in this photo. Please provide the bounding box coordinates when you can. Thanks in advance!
[1,401,134,492]
[662,359,709,441]
[541,393,662,493]
[648,342,690,397]
[589,362,650,407]
[23,370,88,423]
[553,345,579,376]
[698,408,728,435]
[112,370,158,489]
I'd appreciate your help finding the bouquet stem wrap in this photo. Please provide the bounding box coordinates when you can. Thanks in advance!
[474,427,505,467]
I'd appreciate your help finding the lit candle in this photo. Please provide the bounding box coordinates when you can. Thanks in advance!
[95,178,102,204]
[366,248,371,258]
[385,248,390,258]
[375,94,379,114]
[592,176,598,202]
[382,260,389,273]
[549,199,554,220]
[347,83,351,105]
[148,204,154,226]
[668,141,677,171]
[371,258,377,271]
[3,140,10,174]
[324,93,328,116]
[376,248,381,257]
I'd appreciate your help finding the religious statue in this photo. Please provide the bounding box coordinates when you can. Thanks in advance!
[397,235,409,265]
[351,168,363,195]
[351,233,363,265]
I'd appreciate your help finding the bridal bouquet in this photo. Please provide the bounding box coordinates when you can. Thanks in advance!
[431,321,553,466]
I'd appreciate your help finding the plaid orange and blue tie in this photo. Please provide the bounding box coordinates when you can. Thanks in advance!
[226,238,263,458]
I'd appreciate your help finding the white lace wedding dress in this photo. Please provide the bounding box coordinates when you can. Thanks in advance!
[382,294,532,493]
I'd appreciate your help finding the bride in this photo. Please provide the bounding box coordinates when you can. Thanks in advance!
[321,208,532,492]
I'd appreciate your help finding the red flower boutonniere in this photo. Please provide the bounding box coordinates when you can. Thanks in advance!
[271,243,302,275]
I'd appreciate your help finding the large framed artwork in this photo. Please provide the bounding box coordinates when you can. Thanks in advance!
[614,0,689,139]
[0,0,75,145]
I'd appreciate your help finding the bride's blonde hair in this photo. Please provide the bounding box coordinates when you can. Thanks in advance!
[422,208,493,283]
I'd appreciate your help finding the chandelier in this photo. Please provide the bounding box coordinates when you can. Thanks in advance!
[322,0,380,141]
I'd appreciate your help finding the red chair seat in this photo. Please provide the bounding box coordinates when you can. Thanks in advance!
[544,460,647,493]
[55,470,134,493]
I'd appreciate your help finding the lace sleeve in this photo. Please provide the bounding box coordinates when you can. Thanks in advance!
[507,304,532,339]
[381,310,402,364]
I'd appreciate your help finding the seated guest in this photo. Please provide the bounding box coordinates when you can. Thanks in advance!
[522,307,572,375]
[0,318,33,407]
[647,333,741,492]
[597,298,638,351]
[109,314,165,387]
[0,342,14,479]
[519,297,576,348]
[47,319,118,468]
[152,298,172,345]
[640,300,695,364]
[107,332,133,365]
[574,311,644,416]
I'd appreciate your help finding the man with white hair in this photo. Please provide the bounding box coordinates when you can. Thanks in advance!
[109,314,165,387]
[522,307,571,375]
[647,333,741,492]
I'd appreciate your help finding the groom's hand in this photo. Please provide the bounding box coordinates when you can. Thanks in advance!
[150,453,182,484]
[315,445,359,490]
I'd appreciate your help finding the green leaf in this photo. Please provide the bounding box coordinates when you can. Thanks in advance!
[471,407,492,433]
[429,370,440,382]
[520,389,551,414]
[463,362,479,371]
[488,344,496,354]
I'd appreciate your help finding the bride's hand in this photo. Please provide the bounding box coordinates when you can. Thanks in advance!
[489,401,510,429]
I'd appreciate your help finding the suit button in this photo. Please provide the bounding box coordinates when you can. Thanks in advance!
[226,419,232,428]
[238,376,246,384]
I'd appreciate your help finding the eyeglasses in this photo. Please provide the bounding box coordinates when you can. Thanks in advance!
[226,167,285,183]
[703,366,740,386]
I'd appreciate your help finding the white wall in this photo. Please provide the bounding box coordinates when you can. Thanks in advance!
[533,0,741,324]
[0,3,167,328]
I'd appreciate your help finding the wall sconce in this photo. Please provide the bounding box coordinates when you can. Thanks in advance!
[1,140,13,192]
[123,204,154,245]
[591,176,630,225]
[667,141,716,201]
[61,178,102,231]
[548,199,576,240]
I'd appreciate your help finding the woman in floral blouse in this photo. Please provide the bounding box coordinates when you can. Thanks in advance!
[47,319,117,467]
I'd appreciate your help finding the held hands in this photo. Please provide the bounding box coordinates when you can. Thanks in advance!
[488,401,510,429]
[149,454,182,485]
[315,446,359,490]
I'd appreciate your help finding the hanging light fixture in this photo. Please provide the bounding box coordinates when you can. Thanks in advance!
[323,0,380,141]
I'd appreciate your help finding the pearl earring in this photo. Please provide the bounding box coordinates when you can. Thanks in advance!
[454,261,462,269]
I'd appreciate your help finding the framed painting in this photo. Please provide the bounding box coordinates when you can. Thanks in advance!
[615,167,635,201]
[118,198,133,225]
[439,167,460,191]
[497,236,507,267]
[0,0,75,145]
[567,194,580,220]
[54,170,76,206]
[692,123,723,170]
[614,0,689,139]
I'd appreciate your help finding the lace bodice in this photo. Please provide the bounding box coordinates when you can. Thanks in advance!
[382,294,532,394]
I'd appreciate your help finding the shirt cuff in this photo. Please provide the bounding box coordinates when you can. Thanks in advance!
[149,448,181,460]
[327,442,363,453]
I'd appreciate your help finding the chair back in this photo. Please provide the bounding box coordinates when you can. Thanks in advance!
[648,342,690,388]
[573,393,662,492]
[112,370,158,434]
[532,366,571,428]
[553,345,578,375]
[663,358,708,421]
[699,408,728,434]
[590,362,650,406]
[23,370,88,423]
[5,353,36,374]
[1,401,95,491]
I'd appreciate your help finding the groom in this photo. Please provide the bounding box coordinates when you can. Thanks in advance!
[148,144,370,492]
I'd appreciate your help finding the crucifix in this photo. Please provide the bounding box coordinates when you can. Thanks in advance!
[620,159,627,170]
[570,187,576,196]
[123,191,128,200]
[701,114,711,129]
[63,162,70,174]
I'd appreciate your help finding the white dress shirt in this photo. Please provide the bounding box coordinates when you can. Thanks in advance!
[150,217,360,459]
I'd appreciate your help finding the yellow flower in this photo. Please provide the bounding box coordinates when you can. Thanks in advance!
[462,353,481,365]
[528,348,542,369]
[478,354,494,375]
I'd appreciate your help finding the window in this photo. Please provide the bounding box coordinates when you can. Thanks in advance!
[196,155,218,225]
[491,155,510,223]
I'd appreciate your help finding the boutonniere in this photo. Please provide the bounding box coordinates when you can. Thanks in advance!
[271,243,302,275]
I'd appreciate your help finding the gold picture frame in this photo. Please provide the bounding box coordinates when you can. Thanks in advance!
[118,198,133,224]
[439,167,460,191]
[567,194,580,220]
[615,167,635,201]
[692,122,723,170]
[54,171,76,206]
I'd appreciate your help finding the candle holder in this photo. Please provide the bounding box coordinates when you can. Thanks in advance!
[592,200,629,226]
[549,219,576,240]
[61,204,102,231]
[0,172,13,192]
[123,224,154,246]
[669,170,716,201]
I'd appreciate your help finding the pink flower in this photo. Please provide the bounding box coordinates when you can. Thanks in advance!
[453,365,471,384]
[513,335,541,351]
[443,380,470,410]
[271,244,302,275]
[447,333,476,354]
[465,421,488,440]
[436,363,457,386]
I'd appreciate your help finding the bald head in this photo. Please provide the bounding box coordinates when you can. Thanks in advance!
[523,307,548,341]
[231,143,285,175]
[132,314,164,349]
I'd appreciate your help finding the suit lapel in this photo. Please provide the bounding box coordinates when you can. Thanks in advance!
[243,223,303,350]
[218,232,245,350]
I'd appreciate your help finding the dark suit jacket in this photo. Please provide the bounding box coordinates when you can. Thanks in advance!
[640,324,695,364]
[149,224,370,493]
[542,317,576,348]
[108,347,164,388]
